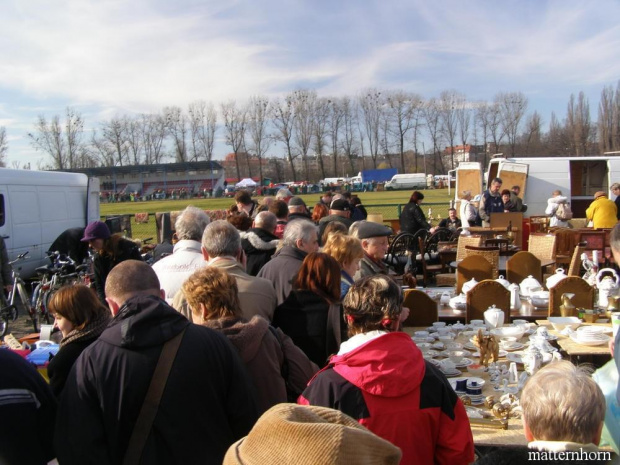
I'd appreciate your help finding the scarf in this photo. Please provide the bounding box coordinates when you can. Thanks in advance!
[60,311,111,348]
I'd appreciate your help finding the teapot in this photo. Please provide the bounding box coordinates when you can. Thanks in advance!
[509,283,522,311]
[523,346,542,376]
[494,275,510,290]
[519,275,542,297]
[439,291,451,306]
[484,305,505,329]
[545,268,568,290]
[596,268,620,308]
[462,278,479,294]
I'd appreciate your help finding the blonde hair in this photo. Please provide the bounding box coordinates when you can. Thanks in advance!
[323,234,364,268]
[182,267,242,320]
[521,361,605,443]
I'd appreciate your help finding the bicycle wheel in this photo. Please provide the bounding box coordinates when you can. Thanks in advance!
[0,311,8,337]
[17,282,38,333]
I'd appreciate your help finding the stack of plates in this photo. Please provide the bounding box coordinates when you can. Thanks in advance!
[570,327,611,346]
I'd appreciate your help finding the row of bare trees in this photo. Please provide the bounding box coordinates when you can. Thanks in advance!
[11,81,620,179]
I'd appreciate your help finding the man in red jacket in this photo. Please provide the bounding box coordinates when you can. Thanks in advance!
[299,275,474,464]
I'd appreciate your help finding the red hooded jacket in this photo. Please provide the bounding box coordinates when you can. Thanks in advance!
[299,331,474,464]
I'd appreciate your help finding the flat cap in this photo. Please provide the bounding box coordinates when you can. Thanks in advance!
[357,221,392,239]
[330,199,351,212]
[288,196,306,207]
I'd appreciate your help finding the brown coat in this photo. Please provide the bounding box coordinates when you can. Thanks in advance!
[202,316,318,415]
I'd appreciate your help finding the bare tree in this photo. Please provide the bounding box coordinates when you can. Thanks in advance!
[163,106,188,162]
[272,94,297,182]
[386,90,420,173]
[221,100,248,182]
[598,84,616,153]
[90,129,116,166]
[456,94,471,156]
[380,107,394,168]
[100,117,129,166]
[247,95,271,185]
[28,107,86,170]
[292,89,316,180]
[328,98,344,177]
[498,91,528,157]
[188,100,217,164]
[487,99,505,156]
[359,88,383,169]
[475,102,491,166]
[424,98,444,174]
[566,92,592,156]
[438,90,461,170]
[546,112,570,156]
[341,96,358,174]
[140,113,167,165]
[313,97,331,180]
[522,111,543,156]
[124,117,143,165]
[0,127,7,167]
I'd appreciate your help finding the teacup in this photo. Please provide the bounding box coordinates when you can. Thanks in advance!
[437,328,451,336]
[536,326,549,338]
[513,319,529,326]
[499,337,518,348]
[433,322,447,328]
[447,350,467,364]
[439,359,456,371]
[470,319,484,327]
[438,334,455,343]
[414,331,429,338]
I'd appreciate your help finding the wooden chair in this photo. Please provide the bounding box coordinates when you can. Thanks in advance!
[418,237,443,287]
[456,235,483,261]
[506,251,542,285]
[401,289,439,327]
[465,280,510,324]
[548,277,595,317]
[464,245,500,279]
[456,255,494,294]
[578,230,607,265]
[553,228,578,268]
[567,242,587,276]
[529,234,557,274]
[384,232,418,275]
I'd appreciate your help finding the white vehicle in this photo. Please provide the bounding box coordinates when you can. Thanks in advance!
[0,169,100,277]
[384,173,427,190]
[486,155,620,217]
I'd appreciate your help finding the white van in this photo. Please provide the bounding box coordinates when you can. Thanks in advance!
[0,169,100,277]
[384,173,427,190]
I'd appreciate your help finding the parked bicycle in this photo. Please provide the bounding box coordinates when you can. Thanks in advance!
[30,251,92,333]
[0,252,33,337]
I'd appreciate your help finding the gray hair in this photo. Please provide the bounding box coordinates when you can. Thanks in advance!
[460,190,472,200]
[348,220,366,239]
[175,206,210,241]
[202,220,241,257]
[255,211,277,232]
[275,188,292,200]
[282,220,317,248]
[611,183,620,191]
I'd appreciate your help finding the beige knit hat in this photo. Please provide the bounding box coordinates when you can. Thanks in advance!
[223,404,402,465]
[594,191,607,200]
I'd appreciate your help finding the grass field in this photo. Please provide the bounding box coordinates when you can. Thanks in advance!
[100,188,455,241]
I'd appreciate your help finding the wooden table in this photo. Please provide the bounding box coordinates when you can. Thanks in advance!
[535,320,612,357]
[403,326,528,447]
[450,257,555,275]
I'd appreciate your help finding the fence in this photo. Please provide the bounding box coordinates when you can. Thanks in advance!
[102,202,453,243]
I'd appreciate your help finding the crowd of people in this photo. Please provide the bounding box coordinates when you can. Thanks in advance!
[0,185,619,465]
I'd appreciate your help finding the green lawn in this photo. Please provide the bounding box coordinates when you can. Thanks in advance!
[100,188,455,241]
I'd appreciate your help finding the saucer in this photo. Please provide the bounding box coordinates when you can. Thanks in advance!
[463,342,478,351]
[569,333,610,346]
[529,334,558,342]
[472,350,508,358]
[454,358,474,368]
[449,377,485,391]
[441,368,463,377]
[500,342,525,351]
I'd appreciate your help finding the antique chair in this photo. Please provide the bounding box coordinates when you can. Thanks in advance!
[417,237,444,287]
[456,255,494,294]
[484,238,510,253]
[578,230,607,266]
[548,277,595,317]
[456,235,483,261]
[464,245,500,279]
[506,251,542,285]
[401,290,438,327]
[567,242,587,277]
[465,280,510,324]
[384,232,418,275]
[528,233,557,274]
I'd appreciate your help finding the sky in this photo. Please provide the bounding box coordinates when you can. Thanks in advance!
[1,0,620,169]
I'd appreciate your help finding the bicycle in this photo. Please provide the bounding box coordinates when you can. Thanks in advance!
[0,252,33,337]
[30,251,92,333]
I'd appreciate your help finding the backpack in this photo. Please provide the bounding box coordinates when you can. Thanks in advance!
[555,202,573,221]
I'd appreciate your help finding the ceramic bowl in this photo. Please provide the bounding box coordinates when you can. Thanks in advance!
[447,350,468,363]
[529,291,550,308]
[548,316,581,331]
[432,322,447,328]
[416,342,433,353]
[467,364,486,375]
[490,326,525,340]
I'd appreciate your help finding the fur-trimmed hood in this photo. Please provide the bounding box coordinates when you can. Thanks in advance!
[241,228,279,251]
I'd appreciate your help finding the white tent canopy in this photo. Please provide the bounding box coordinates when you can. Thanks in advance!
[235,178,257,188]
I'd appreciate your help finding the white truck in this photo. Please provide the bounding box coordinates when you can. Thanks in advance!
[0,169,100,277]
[384,173,427,190]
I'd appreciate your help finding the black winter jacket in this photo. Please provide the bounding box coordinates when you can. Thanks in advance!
[92,235,142,303]
[55,295,259,465]
[241,228,279,276]
[257,245,308,306]
[399,202,431,235]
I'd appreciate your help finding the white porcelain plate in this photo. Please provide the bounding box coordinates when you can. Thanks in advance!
[441,368,463,377]
[569,333,611,346]
[471,350,508,358]
[454,358,475,368]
